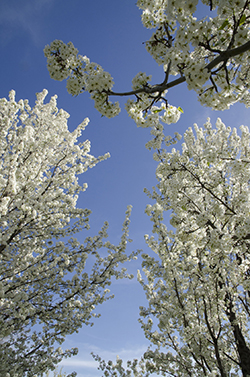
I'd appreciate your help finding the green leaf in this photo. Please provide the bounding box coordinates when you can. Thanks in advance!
[152,109,163,114]
[239,14,246,26]
[219,19,229,30]
[177,106,184,113]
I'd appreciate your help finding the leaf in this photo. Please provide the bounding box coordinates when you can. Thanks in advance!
[177,106,184,113]
[219,19,229,30]
[152,109,163,114]
[239,14,246,26]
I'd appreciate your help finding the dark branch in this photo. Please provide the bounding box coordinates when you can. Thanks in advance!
[105,40,250,98]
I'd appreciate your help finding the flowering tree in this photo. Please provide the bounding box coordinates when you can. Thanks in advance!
[93,118,250,376]
[139,119,250,376]
[44,0,250,144]
[0,90,136,377]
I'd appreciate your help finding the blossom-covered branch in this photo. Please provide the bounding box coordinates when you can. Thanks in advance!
[44,0,250,131]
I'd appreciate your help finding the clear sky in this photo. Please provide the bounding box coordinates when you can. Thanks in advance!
[1,1,250,376]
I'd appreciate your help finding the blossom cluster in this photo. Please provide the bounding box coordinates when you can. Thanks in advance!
[0,90,136,376]
[44,40,120,118]
[92,353,149,377]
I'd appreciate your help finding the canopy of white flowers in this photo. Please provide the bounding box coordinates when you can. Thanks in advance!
[0,90,136,377]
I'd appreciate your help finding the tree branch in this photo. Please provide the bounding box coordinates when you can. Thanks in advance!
[106,40,250,98]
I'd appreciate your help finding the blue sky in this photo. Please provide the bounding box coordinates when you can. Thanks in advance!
[1,1,250,376]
